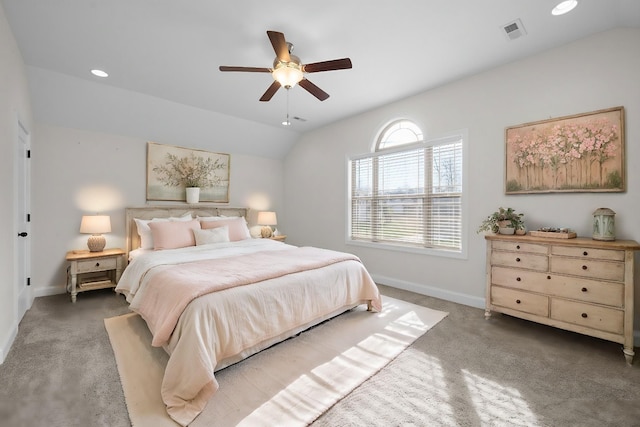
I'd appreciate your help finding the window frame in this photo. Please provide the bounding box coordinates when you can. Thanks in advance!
[347,127,468,260]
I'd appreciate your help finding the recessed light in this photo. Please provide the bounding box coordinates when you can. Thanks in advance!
[90,69,109,78]
[552,0,578,16]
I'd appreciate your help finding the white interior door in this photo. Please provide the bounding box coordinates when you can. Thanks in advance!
[16,119,32,319]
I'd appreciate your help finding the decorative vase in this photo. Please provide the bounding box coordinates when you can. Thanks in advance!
[186,187,200,204]
[593,207,615,241]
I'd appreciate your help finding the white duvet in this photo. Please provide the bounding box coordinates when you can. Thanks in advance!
[115,239,381,426]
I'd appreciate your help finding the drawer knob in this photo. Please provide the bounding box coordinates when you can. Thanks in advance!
[516,299,521,304]
[582,265,588,270]
[516,245,520,250]
[516,277,521,282]
[547,275,551,280]
[583,251,588,256]
[581,313,588,318]
[95,262,100,267]
[516,257,521,262]
[581,287,588,292]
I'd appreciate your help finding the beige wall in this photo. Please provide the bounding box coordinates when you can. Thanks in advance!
[284,29,640,328]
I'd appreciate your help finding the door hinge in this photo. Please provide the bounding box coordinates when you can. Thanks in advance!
[27,277,31,287]
[27,149,31,158]
[27,213,31,222]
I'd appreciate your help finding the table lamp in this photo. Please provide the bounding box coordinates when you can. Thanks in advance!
[80,215,111,252]
[257,211,277,238]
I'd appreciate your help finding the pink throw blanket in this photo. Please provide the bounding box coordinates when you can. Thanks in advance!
[133,247,376,347]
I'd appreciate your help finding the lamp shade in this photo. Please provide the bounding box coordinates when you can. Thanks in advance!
[80,215,111,234]
[80,215,111,252]
[257,211,277,226]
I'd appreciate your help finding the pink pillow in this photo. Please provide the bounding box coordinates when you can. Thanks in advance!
[200,217,251,242]
[148,219,201,250]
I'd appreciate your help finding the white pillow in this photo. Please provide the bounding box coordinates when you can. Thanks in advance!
[134,212,192,249]
[193,226,230,246]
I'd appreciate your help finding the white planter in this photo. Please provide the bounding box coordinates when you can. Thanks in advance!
[186,187,200,204]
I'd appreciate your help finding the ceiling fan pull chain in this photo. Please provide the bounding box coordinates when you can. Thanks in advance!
[283,88,291,126]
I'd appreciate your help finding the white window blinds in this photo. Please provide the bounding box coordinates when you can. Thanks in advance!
[350,136,463,252]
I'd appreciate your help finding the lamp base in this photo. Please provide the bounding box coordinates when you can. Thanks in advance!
[260,226,273,238]
[87,234,106,252]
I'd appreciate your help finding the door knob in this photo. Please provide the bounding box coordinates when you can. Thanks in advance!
[18,232,28,237]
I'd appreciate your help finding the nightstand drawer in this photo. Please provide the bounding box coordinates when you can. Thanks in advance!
[491,286,549,317]
[551,299,623,335]
[76,257,117,273]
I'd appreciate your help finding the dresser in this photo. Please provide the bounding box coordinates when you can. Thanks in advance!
[484,234,640,364]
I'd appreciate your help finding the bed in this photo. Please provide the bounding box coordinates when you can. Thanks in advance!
[115,206,382,426]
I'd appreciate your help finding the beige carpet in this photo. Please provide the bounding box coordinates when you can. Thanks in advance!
[105,296,447,426]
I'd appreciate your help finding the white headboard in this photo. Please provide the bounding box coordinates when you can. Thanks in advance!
[125,206,249,259]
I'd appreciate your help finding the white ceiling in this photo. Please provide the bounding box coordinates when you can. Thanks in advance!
[3,0,639,133]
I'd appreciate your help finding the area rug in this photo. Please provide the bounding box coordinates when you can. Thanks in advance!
[104,296,448,427]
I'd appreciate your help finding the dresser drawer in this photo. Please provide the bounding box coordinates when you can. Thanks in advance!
[551,299,623,335]
[492,240,548,255]
[491,267,549,293]
[550,257,624,282]
[76,257,117,273]
[491,286,549,317]
[491,266,624,307]
[491,251,548,271]
[551,246,624,262]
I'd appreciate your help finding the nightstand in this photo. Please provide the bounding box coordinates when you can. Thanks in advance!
[66,248,125,303]
[270,235,287,242]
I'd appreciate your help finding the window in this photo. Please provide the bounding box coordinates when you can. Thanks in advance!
[349,120,464,254]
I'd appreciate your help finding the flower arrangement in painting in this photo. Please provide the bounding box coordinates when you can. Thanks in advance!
[477,207,525,234]
[152,153,225,188]
[506,116,620,192]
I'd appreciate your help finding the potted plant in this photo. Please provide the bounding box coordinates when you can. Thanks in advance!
[477,207,525,235]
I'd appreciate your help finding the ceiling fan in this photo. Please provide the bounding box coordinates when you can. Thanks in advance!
[219,30,352,102]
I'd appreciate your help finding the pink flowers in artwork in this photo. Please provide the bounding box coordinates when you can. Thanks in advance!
[507,116,620,191]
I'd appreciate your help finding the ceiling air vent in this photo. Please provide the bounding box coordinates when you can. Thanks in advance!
[502,19,527,41]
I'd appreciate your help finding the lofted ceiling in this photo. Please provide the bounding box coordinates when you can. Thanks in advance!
[2,0,639,133]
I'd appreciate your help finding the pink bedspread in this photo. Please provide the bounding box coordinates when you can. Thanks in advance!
[132,246,381,347]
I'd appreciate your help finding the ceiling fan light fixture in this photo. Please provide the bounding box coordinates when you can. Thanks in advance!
[272,63,303,88]
[552,0,578,16]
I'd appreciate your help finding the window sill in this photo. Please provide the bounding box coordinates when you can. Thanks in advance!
[346,239,467,260]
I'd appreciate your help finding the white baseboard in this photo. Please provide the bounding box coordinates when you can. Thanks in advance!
[371,274,485,309]
[0,321,18,365]
[33,285,66,298]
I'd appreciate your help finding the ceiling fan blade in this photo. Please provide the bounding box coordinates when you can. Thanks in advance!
[219,66,271,73]
[299,79,329,101]
[259,81,281,102]
[267,31,290,62]
[303,58,352,73]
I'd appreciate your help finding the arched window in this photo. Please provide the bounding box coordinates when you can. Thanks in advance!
[349,119,465,254]
[376,120,423,151]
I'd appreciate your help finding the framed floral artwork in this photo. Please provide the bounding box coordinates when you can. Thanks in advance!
[146,142,230,202]
[505,106,625,194]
